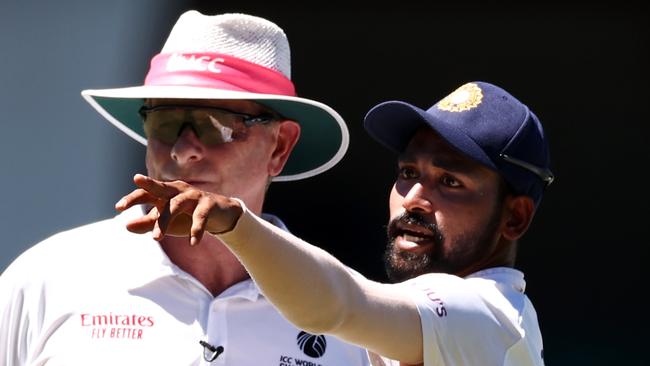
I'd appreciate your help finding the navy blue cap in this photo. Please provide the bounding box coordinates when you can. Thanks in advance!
[363,81,553,206]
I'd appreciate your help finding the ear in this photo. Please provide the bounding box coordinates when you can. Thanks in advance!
[501,195,535,241]
[268,120,301,177]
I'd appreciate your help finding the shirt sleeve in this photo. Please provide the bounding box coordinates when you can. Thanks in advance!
[406,273,524,366]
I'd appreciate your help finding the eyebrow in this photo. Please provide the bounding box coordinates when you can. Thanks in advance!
[398,151,483,176]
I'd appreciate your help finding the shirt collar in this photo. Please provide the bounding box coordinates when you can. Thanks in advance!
[465,267,526,293]
[125,205,289,299]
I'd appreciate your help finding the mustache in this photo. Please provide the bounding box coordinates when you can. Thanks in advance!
[387,211,440,242]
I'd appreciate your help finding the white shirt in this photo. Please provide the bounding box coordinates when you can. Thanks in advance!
[403,268,545,366]
[0,206,371,366]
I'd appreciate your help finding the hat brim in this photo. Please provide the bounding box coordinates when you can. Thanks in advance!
[81,85,348,182]
[363,101,497,171]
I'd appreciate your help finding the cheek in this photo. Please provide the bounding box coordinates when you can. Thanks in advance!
[145,142,169,177]
[388,184,403,216]
[207,143,270,179]
[437,205,496,243]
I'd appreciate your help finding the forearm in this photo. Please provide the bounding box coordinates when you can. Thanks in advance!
[217,203,423,363]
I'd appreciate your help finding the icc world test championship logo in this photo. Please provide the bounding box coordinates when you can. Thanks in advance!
[297,331,327,358]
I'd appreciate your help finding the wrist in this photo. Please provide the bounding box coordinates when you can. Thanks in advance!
[207,197,244,235]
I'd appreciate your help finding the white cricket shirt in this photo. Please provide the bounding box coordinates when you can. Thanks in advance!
[0,206,371,366]
[404,268,545,366]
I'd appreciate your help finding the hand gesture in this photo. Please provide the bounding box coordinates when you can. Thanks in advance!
[115,174,242,245]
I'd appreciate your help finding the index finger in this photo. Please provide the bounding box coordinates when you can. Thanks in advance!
[133,174,189,199]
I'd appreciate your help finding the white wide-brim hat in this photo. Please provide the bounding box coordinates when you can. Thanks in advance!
[81,11,348,182]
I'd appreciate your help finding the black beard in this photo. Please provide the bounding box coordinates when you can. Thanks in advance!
[383,206,503,283]
[383,212,443,283]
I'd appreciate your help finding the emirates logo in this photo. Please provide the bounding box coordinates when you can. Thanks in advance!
[296,331,327,358]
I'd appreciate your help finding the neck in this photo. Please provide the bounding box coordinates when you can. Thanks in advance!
[456,239,517,278]
[160,234,249,297]
[157,193,266,296]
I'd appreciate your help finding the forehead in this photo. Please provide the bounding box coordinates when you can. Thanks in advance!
[400,127,492,175]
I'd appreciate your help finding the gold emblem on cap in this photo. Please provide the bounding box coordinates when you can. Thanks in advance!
[436,83,483,112]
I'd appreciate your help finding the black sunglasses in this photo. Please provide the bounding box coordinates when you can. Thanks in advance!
[500,153,555,187]
[139,105,279,146]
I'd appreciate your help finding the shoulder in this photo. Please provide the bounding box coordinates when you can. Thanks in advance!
[404,268,533,336]
[403,267,527,302]
[0,206,149,286]
[407,270,534,365]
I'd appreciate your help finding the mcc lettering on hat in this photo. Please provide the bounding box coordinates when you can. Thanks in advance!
[82,11,348,181]
[363,81,554,206]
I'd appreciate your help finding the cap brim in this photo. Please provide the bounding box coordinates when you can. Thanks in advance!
[363,101,496,170]
[81,85,348,181]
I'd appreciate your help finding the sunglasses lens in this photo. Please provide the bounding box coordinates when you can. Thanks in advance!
[197,112,237,145]
[142,108,247,146]
[143,118,182,145]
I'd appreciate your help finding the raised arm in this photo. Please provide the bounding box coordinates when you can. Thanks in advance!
[219,202,423,363]
[116,174,424,364]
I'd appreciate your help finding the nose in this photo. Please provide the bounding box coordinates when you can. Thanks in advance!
[402,182,433,214]
[170,124,205,165]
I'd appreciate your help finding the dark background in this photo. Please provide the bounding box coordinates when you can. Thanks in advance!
[191,4,649,364]
[2,2,648,365]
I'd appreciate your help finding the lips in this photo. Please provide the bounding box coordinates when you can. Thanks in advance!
[161,176,208,186]
[402,232,430,243]
[393,223,436,253]
[398,222,434,236]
